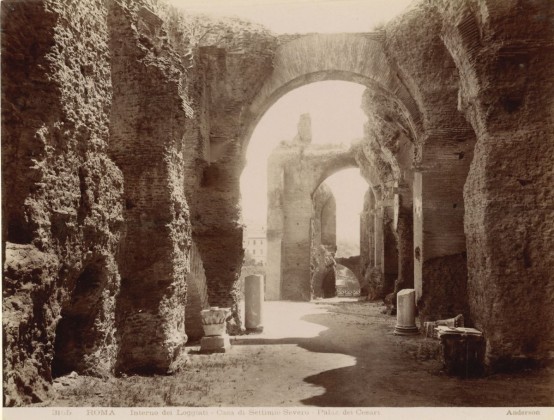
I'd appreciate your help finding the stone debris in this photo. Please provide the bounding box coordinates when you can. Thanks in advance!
[436,326,482,337]
[423,314,465,338]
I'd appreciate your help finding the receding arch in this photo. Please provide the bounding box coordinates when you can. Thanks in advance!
[310,151,358,196]
[246,35,421,303]
[335,256,362,288]
[335,264,362,297]
[310,167,369,300]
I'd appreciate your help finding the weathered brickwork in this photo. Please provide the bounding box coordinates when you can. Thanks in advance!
[310,183,336,298]
[436,0,554,368]
[108,0,190,374]
[383,1,475,322]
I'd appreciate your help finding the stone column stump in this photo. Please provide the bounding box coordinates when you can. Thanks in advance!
[394,289,419,335]
[200,307,231,353]
[245,275,264,332]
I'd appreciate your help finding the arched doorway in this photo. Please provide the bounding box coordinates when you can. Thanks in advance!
[238,34,419,304]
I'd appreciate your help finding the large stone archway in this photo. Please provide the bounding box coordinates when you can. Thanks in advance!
[184,31,421,327]
[237,33,421,306]
[240,32,423,153]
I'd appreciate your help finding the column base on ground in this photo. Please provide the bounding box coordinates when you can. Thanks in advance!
[200,335,231,353]
[246,327,264,333]
[394,325,420,336]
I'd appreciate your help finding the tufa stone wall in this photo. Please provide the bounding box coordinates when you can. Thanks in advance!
[436,0,554,368]
[2,0,124,404]
[108,0,190,374]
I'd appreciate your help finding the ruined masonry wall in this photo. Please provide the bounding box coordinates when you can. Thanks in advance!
[177,21,277,330]
[384,2,474,322]
[185,242,210,341]
[108,0,190,374]
[436,0,554,368]
[2,0,123,405]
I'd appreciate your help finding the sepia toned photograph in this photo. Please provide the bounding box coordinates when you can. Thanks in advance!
[1,0,553,417]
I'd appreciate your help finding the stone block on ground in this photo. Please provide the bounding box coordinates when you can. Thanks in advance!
[200,335,231,353]
[438,328,485,378]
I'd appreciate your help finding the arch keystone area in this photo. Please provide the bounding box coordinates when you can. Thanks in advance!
[241,33,423,152]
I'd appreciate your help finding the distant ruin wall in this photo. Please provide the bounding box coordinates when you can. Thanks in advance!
[310,184,336,298]
[269,137,357,301]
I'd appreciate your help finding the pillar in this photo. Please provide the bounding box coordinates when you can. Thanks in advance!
[245,275,264,332]
[266,157,285,300]
[374,206,384,273]
[394,289,419,335]
[413,171,423,300]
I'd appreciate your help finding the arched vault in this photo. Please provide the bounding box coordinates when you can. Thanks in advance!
[240,33,422,154]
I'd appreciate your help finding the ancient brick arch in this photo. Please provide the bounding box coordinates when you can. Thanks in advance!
[240,33,423,154]
[335,256,362,287]
[238,34,425,305]
[335,264,362,297]
[310,154,359,195]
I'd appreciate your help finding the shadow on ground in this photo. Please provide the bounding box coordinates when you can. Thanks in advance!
[234,301,554,407]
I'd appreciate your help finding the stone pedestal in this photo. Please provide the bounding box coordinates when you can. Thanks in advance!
[245,275,264,332]
[200,335,231,353]
[394,289,419,335]
[438,328,485,378]
[200,307,232,353]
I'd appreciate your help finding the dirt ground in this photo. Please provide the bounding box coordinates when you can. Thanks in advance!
[50,299,553,407]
